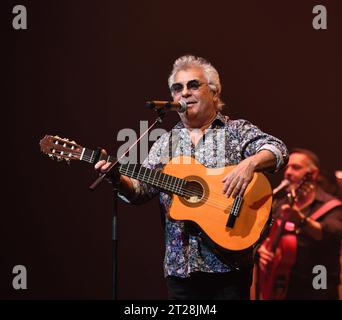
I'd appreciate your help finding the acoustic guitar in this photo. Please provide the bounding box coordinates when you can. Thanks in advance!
[40,134,273,252]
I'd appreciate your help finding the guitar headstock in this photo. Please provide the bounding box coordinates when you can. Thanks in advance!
[39,135,83,163]
[287,172,314,206]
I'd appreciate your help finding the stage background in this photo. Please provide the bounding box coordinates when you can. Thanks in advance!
[2,0,341,299]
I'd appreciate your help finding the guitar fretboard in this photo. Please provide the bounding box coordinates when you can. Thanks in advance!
[81,148,186,196]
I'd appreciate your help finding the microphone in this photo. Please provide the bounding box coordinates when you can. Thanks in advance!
[273,179,290,195]
[146,100,187,113]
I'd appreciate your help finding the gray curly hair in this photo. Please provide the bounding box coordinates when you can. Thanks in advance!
[168,55,225,110]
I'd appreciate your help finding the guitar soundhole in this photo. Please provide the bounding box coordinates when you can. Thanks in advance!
[183,181,204,203]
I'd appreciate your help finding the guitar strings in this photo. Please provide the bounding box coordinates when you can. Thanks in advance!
[81,153,237,210]
[105,164,235,211]
[76,153,239,211]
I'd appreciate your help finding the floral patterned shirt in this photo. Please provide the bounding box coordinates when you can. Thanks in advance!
[119,112,288,278]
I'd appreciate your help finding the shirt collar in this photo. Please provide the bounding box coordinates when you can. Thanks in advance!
[173,112,229,130]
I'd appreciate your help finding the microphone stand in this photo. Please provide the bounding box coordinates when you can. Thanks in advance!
[89,109,166,300]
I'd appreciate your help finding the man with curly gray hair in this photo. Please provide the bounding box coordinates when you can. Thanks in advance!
[168,55,225,111]
[96,55,288,299]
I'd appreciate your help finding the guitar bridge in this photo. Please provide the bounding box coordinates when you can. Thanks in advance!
[226,196,243,228]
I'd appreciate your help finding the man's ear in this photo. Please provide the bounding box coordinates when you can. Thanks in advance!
[212,90,219,104]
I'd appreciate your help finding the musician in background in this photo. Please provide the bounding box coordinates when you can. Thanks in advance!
[95,55,288,299]
[258,148,342,299]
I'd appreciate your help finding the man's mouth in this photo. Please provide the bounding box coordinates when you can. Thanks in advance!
[186,101,197,106]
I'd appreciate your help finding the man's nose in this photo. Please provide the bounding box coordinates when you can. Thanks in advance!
[181,86,191,97]
[284,169,291,180]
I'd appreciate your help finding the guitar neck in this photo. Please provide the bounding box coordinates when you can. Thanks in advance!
[269,191,297,253]
[269,218,287,253]
[80,147,185,196]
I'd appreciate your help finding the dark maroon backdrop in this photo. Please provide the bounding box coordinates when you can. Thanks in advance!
[2,0,341,299]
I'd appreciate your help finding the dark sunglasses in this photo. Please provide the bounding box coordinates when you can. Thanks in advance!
[170,79,206,94]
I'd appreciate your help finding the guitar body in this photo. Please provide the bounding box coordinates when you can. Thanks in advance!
[258,219,297,300]
[162,156,273,252]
